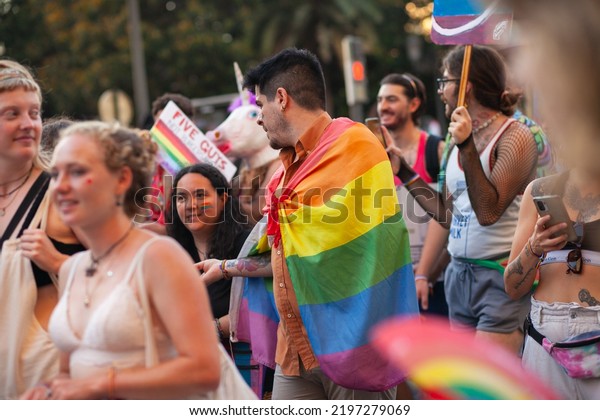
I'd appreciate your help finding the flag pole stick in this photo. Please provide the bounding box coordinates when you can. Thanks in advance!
[457,45,473,107]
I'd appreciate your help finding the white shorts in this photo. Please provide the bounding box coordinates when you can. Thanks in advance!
[523,297,600,399]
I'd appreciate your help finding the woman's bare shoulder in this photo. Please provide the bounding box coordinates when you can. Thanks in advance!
[530,173,564,198]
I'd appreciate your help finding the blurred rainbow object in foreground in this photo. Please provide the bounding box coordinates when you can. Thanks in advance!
[371,317,558,400]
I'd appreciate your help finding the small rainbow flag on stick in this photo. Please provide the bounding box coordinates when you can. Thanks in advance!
[371,317,558,399]
[150,101,237,180]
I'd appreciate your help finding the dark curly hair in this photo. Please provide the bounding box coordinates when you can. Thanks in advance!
[166,163,248,261]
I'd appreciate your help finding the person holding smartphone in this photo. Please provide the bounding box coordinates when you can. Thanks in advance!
[504,0,600,399]
[376,73,448,316]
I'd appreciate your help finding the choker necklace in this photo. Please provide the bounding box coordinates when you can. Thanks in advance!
[85,223,134,278]
[0,167,32,191]
[0,167,33,216]
[472,112,502,135]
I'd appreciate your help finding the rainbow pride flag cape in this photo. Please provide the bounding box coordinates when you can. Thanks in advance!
[229,220,279,370]
[232,118,419,392]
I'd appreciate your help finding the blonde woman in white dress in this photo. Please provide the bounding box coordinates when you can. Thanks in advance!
[22,122,221,399]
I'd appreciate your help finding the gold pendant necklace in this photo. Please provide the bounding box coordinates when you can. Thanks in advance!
[83,224,134,307]
[85,224,134,277]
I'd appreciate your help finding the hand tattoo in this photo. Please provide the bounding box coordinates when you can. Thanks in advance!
[579,289,600,306]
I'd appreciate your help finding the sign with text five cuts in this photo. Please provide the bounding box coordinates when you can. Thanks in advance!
[150,101,237,181]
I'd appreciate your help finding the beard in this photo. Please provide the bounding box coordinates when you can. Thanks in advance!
[379,111,410,131]
[269,136,285,150]
[264,114,293,150]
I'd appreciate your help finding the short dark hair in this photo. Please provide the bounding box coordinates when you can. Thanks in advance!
[151,93,194,118]
[243,48,326,111]
[443,45,519,116]
[380,73,427,124]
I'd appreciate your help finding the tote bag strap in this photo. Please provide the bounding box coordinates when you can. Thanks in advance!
[131,237,162,368]
[1,172,49,245]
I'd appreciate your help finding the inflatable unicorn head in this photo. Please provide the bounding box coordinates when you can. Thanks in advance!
[206,63,279,168]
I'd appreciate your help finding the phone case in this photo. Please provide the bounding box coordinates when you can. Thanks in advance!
[533,195,579,243]
[365,118,386,148]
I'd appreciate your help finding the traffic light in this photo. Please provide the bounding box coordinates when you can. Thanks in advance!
[342,36,368,106]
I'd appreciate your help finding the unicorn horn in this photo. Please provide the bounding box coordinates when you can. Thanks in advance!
[234,62,250,106]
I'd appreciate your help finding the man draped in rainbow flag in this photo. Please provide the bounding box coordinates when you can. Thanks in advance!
[199,48,418,400]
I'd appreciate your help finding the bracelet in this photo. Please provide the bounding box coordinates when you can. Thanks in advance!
[215,318,225,340]
[415,274,434,289]
[220,259,230,279]
[107,367,116,399]
[456,134,473,150]
[528,239,544,258]
[42,382,52,398]
[403,174,421,188]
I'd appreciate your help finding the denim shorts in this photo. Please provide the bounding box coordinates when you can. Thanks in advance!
[444,258,531,333]
[522,297,600,399]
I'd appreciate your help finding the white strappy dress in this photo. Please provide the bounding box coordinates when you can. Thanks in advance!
[48,238,177,380]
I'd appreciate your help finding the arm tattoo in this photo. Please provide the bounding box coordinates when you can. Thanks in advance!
[579,289,600,306]
[231,255,270,273]
[507,254,536,290]
[513,265,536,290]
[507,256,525,277]
[531,180,545,198]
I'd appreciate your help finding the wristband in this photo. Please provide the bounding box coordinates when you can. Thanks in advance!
[528,239,544,258]
[415,274,434,289]
[220,259,230,279]
[404,174,421,188]
[456,134,473,150]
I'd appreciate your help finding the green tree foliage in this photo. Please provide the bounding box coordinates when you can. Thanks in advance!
[0,0,443,123]
[0,0,254,120]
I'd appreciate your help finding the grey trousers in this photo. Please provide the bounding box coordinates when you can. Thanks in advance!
[272,364,397,400]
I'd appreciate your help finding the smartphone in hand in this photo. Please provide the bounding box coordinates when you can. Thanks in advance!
[365,118,387,148]
[533,195,579,243]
